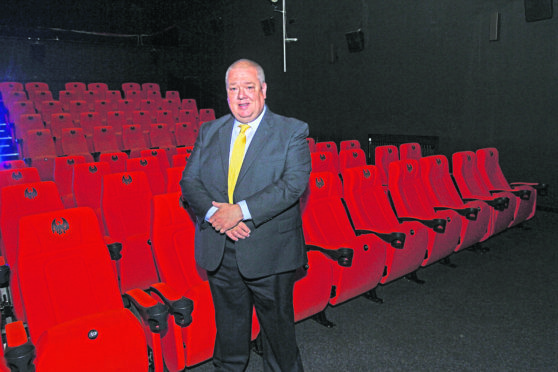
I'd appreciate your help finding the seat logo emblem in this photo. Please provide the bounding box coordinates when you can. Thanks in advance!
[363,169,371,178]
[315,177,325,188]
[11,171,22,181]
[122,175,133,185]
[24,188,38,199]
[51,217,69,235]
[89,165,98,173]
[407,163,413,172]
[140,159,148,166]
[319,154,326,161]
[352,152,358,158]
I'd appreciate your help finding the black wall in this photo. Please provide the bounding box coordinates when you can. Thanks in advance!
[1,0,556,206]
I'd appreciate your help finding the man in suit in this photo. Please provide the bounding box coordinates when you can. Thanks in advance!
[180,59,311,371]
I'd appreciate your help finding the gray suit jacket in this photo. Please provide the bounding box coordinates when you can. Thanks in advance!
[180,109,311,278]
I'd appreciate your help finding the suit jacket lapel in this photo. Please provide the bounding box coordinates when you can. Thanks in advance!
[218,117,235,176]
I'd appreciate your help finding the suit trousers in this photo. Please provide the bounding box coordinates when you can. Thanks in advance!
[207,238,303,372]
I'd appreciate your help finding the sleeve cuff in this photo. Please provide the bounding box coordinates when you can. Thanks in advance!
[238,200,251,221]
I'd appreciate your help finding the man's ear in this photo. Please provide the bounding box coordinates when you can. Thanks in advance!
[261,82,268,99]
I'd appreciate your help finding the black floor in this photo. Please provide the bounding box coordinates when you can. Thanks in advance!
[189,210,558,371]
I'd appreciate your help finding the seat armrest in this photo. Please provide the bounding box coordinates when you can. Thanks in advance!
[103,236,123,261]
[354,230,406,249]
[306,245,354,267]
[0,256,10,288]
[148,282,194,328]
[4,321,36,372]
[398,217,446,233]
[434,206,479,221]
[124,288,169,334]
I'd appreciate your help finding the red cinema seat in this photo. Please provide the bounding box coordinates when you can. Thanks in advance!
[126,157,166,195]
[310,152,338,174]
[68,100,89,125]
[339,139,360,151]
[60,127,94,161]
[73,162,112,234]
[101,171,160,292]
[87,82,109,95]
[36,100,62,128]
[54,155,87,208]
[14,207,167,371]
[28,89,54,107]
[50,112,75,155]
[58,90,82,112]
[174,122,198,147]
[65,81,87,92]
[151,192,259,368]
[339,148,367,173]
[122,124,149,158]
[166,167,183,193]
[400,142,423,160]
[0,160,27,171]
[21,129,57,181]
[0,181,64,320]
[302,171,386,306]
[171,154,189,169]
[419,155,492,252]
[452,151,516,235]
[315,141,339,173]
[149,124,176,160]
[180,99,198,115]
[93,126,121,154]
[306,137,316,152]
[198,108,215,124]
[388,159,462,266]
[99,152,129,173]
[476,147,538,225]
[374,145,399,186]
[0,167,40,189]
[342,166,428,284]
[140,148,170,175]
[165,91,180,100]
[178,110,199,129]
[25,81,49,93]
[13,113,44,140]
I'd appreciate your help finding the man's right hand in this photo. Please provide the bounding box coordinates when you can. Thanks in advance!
[225,222,251,241]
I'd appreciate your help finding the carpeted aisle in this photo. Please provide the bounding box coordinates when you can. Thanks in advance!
[190,211,558,371]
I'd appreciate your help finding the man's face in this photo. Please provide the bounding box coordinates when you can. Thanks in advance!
[227,64,267,124]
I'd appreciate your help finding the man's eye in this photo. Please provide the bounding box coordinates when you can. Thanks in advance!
[229,87,237,92]
[246,86,255,91]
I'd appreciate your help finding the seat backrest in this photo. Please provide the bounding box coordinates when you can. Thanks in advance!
[132,110,154,133]
[17,207,125,341]
[79,111,103,137]
[172,154,189,169]
[83,89,103,111]
[451,151,492,198]
[419,155,464,207]
[156,110,176,124]
[58,90,82,111]
[60,127,93,160]
[339,148,366,172]
[73,162,112,233]
[339,140,360,151]
[36,100,62,125]
[140,148,170,172]
[22,128,57,158]
[101,171,159,291]
[0,167,41,190]
[306,137,316,152]
[302,172,355,245]
[180,99,198,115]
[122,82,141,92]
[165,90,180,100]
[68,100,88,122]
[149,123,174,148]
[315,141,339,173]
[126,156,166,195]
[476,147,510,190]
[342,165,401,230]
[93,126,121,153]
[198,108,216,123]
[178,110,199,128]
[0,160,27,171]
[28,90,53,106]
[50,112,75,139]
[54,155,86,207]
[151,192,207,292]
[122,124,148,154]
[310,151,338,174]
[174,122,198,147]
[388,159,438,219]
[87,82,109,93]
[99,152,128,173]
[399,142,423,160]
[166,167,183,193]
[14,113,44,139]
[374,145,399,186]
[65,82,87,92]
[106,111,127,133]
[0,181,64,262]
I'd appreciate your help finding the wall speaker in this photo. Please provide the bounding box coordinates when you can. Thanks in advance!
[524,0,553,22]
[345,30,364,53]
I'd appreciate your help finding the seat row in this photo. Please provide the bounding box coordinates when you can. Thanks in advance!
[0,139,545,371]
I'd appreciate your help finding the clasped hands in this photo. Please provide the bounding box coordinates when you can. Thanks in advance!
[208,201,251,241]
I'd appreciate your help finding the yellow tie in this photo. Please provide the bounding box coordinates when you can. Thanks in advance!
[228,124,251,203]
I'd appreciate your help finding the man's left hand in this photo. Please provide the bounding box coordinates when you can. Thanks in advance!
[209,201,243,233]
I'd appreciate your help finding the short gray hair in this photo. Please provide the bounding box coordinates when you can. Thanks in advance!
[225,59,266,87]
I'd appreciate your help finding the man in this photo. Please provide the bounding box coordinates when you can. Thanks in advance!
[180,59,311,371]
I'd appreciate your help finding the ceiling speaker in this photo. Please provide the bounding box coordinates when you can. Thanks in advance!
[524,0,553,22]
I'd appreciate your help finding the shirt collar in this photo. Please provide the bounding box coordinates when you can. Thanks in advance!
[233,105,267,132]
